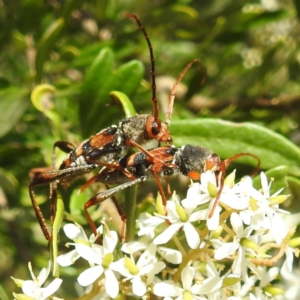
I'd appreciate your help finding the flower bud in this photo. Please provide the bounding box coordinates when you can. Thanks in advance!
[12,293,33,300]
[176,203,188,222]
[74,238,91,247]
[288,237,300,248]
[240,238,260,250]
[269,195,290,205]
[156,193,165,216]
[11,277,24,288]
[223,276,240,287]
[263,286,284,296]
[224,170,236,187]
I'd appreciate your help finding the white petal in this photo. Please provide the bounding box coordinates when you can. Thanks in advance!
[132,276,147,296]
[281,247,294,277]
[191,276,222,294]
[137,243,157,268]
[103,231,118,253]
[240,210,252,225]
[205,255,218,277]
[260,172,270,198]
[214,242,239,260]
[153,281,182,297]
[232,247,245,278]
[207,205,221,230]
[104,269,119,298]
[166,201,181,222]
[157,246,182,264]
[22,280,36,297]
[153,223,183,245]
[42,278,63,299]
[189,209,208,222]
[77,266,104,286]
[63,223,83,240]
[181,266,195,290]
[138,215,165,237]
[121,241,147,254]
[37,263,51,286]
[231,212,244,238]
[75,244,101,264]
[57,249,80,266]
[183,223,200,249]
[110,258,129,277]
[145,261,166,285]
[221,192,249,210]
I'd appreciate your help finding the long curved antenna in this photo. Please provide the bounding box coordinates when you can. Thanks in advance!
[223,152,261,177]
[165,59,206,125]
[208,152,261,218]
[126,13,159,123]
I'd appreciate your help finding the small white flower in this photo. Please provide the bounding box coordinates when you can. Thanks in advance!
[76,230,120,299]
[154,264,222,299]
[12,261,62,300]
[211,213,259,281]
[122,241,182,265]
[153,197,205,249]
[114,243,165,297]
[57,223,102,267]
[239,172,289,244]
[137,212,165,238]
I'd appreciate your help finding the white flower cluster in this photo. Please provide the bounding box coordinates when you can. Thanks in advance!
[12,171,299,299]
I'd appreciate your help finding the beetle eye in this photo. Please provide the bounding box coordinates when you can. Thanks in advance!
[151,122,160,135]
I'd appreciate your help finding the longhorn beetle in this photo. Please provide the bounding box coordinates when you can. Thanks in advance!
[29,14,205,241]
[76,144,260,240]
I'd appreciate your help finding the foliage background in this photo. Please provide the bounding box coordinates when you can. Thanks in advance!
[0,0,300,298]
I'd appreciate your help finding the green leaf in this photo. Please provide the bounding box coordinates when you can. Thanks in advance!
[110,91,136,118]
[35,18,65,83]
[79,47,115,137]
[287,176,300,205]
[80,47,115,102]
[79,52,144,137]
[106,60,144,98]
[69,188,90,217]
[0,87,29,137]
[170,118,300,175]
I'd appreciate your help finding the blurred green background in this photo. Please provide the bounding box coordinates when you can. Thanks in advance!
[1,0,300,298]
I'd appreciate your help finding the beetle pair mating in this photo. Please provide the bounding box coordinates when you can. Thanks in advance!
[29,14,260,242]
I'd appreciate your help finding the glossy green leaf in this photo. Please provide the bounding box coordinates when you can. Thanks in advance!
[110,91,136,118]
[105,60,144,98]
[80,47,115,101]
[286,176,300,205]
[170,118,300,175]
[35,18,65,83]
[79,48,115,137]
[0,88,29,137]
[80,54,144,137]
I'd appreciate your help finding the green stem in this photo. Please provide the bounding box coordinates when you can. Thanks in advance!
[124,185,138,242]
